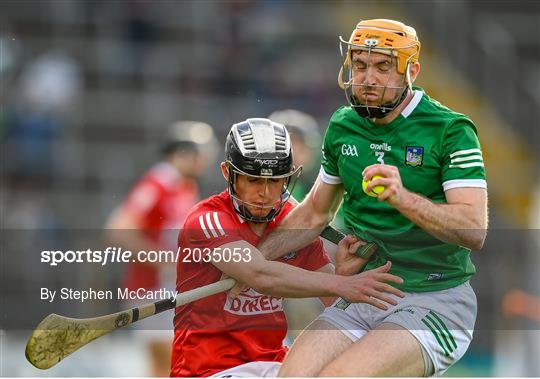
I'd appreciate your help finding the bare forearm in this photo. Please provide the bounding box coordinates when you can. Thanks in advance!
[217,241,405,308]
[217,242,343,298]
[258,178,344,260]
[317,264,337,307]
[251,261,343,299]
[397,191,487,250]
[259,230,324,262]
[258,205,330,260]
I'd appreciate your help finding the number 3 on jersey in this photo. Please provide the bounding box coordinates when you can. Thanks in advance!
[375,151,385,164]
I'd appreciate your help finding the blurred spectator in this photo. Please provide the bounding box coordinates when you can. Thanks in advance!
[4,50,82,178]
[267,109,321,201]
[124,0,157,79]
[105,121,217,377]
[0,30,22,120]
[18,51,81,113]
[0,176,66,328]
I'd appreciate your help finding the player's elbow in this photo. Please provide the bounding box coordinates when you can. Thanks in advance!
[473,232,487,251]
[307,214,331,231]
[469,201,488,251]
[303,196,333,229]
[465,229,487,251]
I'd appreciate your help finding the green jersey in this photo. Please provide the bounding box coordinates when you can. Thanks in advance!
[321,88,486,292]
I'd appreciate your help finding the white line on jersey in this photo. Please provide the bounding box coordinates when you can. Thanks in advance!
[450,155,483,163]
[212,212,226,236]
[449,148,482,158]
[198,215,211,239]
[198,212,227,239]
[449,162,484,169]
[205,212,219,238]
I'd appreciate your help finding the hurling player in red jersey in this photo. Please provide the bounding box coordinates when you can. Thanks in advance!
[171,118,404,377]
[106,121,217,377]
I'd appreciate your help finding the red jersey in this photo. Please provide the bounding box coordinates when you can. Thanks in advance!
[121,162,199,291]
[170,191,331,377]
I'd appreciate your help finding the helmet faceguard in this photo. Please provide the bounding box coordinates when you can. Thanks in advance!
[225,118,302,223]
[338,19,421,119]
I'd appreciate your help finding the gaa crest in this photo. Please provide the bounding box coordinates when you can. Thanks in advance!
[405,146,424,167]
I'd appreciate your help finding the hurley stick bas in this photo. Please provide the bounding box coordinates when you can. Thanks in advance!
[25,278,236,370]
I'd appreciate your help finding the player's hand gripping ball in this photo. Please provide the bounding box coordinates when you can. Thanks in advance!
[362,175,386,197]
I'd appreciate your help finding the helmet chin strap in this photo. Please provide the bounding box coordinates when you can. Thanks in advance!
[230,194,286,223]
[351,87,409,119]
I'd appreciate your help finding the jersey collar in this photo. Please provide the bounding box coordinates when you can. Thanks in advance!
[401,89,423,118]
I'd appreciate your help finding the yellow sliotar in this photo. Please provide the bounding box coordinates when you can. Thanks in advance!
[362,175,385,197]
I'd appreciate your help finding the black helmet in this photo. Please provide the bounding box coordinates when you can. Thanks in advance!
[225,118,302,223]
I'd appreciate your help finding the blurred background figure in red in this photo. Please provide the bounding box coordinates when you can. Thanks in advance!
[105,121,217,377]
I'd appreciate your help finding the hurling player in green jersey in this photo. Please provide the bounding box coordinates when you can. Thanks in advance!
[256,19,488,376]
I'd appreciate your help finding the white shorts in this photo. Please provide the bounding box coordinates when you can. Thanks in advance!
[211,361,281,377]
[317,281,477,376]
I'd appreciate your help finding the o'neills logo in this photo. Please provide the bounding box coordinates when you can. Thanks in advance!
[224,288,283,315]
[370,142,392,152]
